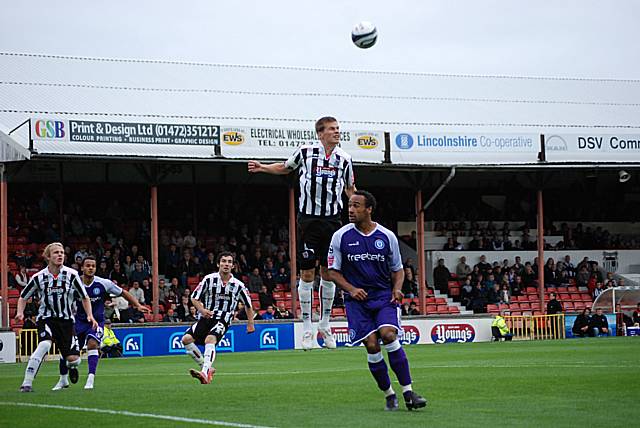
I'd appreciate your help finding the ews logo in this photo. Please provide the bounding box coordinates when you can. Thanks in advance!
[33,120,66,139]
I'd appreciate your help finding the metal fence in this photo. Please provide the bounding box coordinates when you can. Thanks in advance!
[503,314,565,340]
[16,329,60,362]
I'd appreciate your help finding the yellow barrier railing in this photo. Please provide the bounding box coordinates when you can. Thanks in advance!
[503,314,565,340]
[16,329,60,362]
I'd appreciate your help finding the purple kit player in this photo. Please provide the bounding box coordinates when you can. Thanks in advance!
[327,190,427,411]
[52,256,148,390]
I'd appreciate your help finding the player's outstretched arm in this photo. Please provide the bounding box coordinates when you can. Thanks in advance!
[121,289,150,313]
[247,160,290,175]
[327,269,367,301]
[81,297,99,329]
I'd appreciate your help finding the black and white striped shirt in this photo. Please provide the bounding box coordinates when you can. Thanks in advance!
[20,266,88,321]
[191,273,251,324]
[285,143,355,217]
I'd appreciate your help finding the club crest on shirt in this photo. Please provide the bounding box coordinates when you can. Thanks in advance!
[374,239,385,249]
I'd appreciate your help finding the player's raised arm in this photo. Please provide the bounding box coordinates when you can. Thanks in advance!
[121,289,150,313]
[247,160,291,175]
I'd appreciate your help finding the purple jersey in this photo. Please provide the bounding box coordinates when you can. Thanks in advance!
[76,275,123,325]
[328,223,403,296]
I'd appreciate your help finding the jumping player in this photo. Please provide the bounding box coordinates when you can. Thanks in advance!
[327,191,427,411]
[181,251,255,384]
[52,255,149,390]
[248,116,356,349]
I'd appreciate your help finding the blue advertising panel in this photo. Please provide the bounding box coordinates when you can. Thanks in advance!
[565,314,617,338]
[113,323,294,357]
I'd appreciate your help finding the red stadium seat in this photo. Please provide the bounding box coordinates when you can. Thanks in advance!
[567,286,578,293]
[499,304,509,311]
[510,311,522,316]
[331,308,345,317]
[426,297,436,304]
[570,293,582,301]
[426,305,437,314]
[564,302,575,310]
[520,303,531,310]
[448,306,460,314]
[580,293,592,302]
[487,304,499,312]
[435,298,447,305]
[449,287,460,297]
[531,303,541,310]
[574,302,585,310]
[556,287,568,293]
[273,292,284,300]
[436,305,449,313]
[510,303,520,310]
[526,287,537,294]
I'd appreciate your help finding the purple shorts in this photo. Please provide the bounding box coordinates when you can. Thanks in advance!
[76,320,103,348]
[345,296,402,345]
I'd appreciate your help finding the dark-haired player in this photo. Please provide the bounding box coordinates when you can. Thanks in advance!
[328,191,427,411]
[181,252,255,384]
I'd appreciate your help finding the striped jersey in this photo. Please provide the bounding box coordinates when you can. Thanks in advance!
[284,143,355,217]
[20,266,89,321]
[190,272,251,324]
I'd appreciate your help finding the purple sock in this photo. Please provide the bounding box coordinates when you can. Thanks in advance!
[387,346,412,386]
[88,352,99,375]
[59,357,68,375]
[367,358,391,391]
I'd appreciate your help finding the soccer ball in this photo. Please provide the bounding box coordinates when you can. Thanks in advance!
[351,21,378,49]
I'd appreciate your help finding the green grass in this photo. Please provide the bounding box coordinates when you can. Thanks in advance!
[0,338,638,427]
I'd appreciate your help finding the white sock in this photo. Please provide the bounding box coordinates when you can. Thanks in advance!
[298,280,314,332]
[85,373,95,387]
[60,374,69,384]
[185,342,204,367]
[23,340,51,386]
[67,356,81,368]
[319,280,335,329]
[384,387,396,397]
[402,384,413,393]
[201,343,216,375]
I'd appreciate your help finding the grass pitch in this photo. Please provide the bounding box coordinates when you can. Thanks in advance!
[0,338,638,427]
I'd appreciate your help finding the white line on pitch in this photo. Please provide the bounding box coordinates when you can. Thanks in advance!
[0,402,276,428]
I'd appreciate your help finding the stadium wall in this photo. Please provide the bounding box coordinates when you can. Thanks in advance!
[111,317,493,357]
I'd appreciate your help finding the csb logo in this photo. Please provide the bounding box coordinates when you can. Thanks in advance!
[168,332,185,353]
[34,120,66,139]
[356,135,379,149]
[122,333,143,357]
[217,331,235,352]
[399,325,420,345]
[222,130,245,145]
[430,324,476,344]
[317,327,351,348]
[395,133,413,149]
[260,328,279,350]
